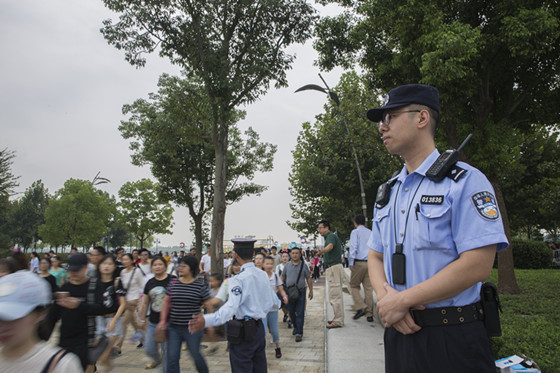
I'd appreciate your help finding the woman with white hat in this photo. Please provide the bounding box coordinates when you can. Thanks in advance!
[0,270,83,372]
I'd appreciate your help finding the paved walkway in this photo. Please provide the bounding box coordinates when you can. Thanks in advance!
[94,280,326,372]
[48,269,386,372]
[326,268,385,372]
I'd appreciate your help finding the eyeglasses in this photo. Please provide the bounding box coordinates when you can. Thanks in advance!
[379,110,421,130]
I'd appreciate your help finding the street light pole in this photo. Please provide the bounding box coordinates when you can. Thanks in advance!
[295,74,368,222]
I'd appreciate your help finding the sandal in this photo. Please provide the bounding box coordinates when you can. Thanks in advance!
[326,322,343,329]
[145,362,160,369]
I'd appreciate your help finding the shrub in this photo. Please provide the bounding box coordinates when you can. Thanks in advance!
[510,239,553,269]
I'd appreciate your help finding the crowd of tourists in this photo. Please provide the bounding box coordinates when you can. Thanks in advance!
[0,244,320,373]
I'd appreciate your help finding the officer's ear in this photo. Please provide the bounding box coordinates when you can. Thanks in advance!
[232,251,240,262]
[416,109,430,131]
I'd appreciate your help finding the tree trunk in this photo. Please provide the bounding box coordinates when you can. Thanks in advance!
[491,180,521,294]
[210,128,227,276]
[193,214,203,261]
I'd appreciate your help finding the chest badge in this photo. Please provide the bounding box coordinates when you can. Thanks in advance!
[471,191,499,220]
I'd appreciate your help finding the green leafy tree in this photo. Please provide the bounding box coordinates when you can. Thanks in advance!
[0,148,19,198]
[118,178,174,250]
[289,71,399,240]
[39,179,114,248]
[101,0,316,274]
[314,0,560,293]
[10,180,50,250]
[120,74,276,256]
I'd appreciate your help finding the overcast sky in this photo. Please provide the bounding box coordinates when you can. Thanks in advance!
[0,0,347,248]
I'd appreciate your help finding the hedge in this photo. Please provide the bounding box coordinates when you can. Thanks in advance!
[510,239,553,269]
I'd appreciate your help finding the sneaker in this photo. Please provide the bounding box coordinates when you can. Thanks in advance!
[295,335,302,342]
[367,316,374,322]
[136,342,144,349]
[287,321,292,329]
[275,347,282,358]
[283,314,288,323]
[292,329,297,335]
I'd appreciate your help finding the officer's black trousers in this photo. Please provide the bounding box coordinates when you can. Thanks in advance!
[384,321,495,373]
[229,319,267,373]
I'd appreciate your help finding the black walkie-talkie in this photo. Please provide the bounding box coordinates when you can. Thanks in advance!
[426,134,472,182]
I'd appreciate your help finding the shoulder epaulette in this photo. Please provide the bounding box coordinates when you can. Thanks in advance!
[446,165,467,182]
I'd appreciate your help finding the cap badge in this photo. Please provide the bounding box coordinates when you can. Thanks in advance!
[383,93,390,106]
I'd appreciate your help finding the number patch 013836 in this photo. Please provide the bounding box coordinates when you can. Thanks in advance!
[420,195,444,205]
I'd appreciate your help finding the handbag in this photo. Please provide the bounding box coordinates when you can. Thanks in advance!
[285,261,304,303]
[154,278,178,343]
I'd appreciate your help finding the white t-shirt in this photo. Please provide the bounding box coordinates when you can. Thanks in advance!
[201,254,211,273]
[0,341,83,373]
[120,267,145,301]
[223,258,231,269]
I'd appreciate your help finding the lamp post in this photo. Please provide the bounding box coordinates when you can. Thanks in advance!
[295,74,368,222]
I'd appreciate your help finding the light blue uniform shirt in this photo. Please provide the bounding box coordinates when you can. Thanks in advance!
[349,225,372,266]
[368,149,508,309]
[203,262,280,327]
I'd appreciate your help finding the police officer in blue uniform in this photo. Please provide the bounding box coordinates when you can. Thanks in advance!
[189,238,279,373]
[365,84,509,373]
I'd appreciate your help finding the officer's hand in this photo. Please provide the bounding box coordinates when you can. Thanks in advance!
[391,311,422,335]
[378,283,424,330]
[308,289,313,300]
[188,313,205,334]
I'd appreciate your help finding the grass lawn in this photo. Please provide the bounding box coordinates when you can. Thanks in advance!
[487,269,560,373]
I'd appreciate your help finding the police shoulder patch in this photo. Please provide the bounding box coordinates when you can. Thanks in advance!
[471,191,500,220]
[231,286,242,296]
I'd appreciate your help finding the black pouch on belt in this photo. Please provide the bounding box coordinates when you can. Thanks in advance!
[226,319,244,344]
[480,282,502,337]
[243,319,257,341]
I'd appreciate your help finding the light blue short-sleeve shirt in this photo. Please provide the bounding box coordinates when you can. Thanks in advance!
[368,150,509,309]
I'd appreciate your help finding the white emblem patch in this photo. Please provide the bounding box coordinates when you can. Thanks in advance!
[231,286,242,296]
[471,191,499,220]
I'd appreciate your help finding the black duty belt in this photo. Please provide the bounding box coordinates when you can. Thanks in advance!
[353,259,367,262]
[411,302,483,327]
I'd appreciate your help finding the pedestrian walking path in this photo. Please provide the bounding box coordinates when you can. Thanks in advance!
[326,267,385,373]
[47,270,385,372]
[104,281,326,372]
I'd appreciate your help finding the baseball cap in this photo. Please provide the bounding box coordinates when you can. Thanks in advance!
[0,271,51,321]
[67,252,88,271]
[367,84,440,122]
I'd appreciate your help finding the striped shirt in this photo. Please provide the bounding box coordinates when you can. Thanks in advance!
[168,279,210,326]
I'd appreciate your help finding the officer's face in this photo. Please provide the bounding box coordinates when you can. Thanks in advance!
[379,106,419,156]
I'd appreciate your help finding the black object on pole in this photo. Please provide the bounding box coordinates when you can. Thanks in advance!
[295,74,368,223]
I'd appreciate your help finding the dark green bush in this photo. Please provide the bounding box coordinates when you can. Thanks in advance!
[510,239,553,269]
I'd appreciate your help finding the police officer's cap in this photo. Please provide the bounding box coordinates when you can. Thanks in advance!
[232,238,257,255]
[367,84,439,122]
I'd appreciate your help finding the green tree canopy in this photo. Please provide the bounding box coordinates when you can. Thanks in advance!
[314,0,560,293]
[289,71,399,240]
[10,180,50,250]
[39,179,114,248]
[118,178,174,250]
[0,148,19,198]
[101,0,317,274]
[120,73,276,254]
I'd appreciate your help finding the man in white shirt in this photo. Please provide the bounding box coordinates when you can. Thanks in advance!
[348,214,375,322]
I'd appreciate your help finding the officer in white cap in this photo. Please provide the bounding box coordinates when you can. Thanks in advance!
[189,238,279,372]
